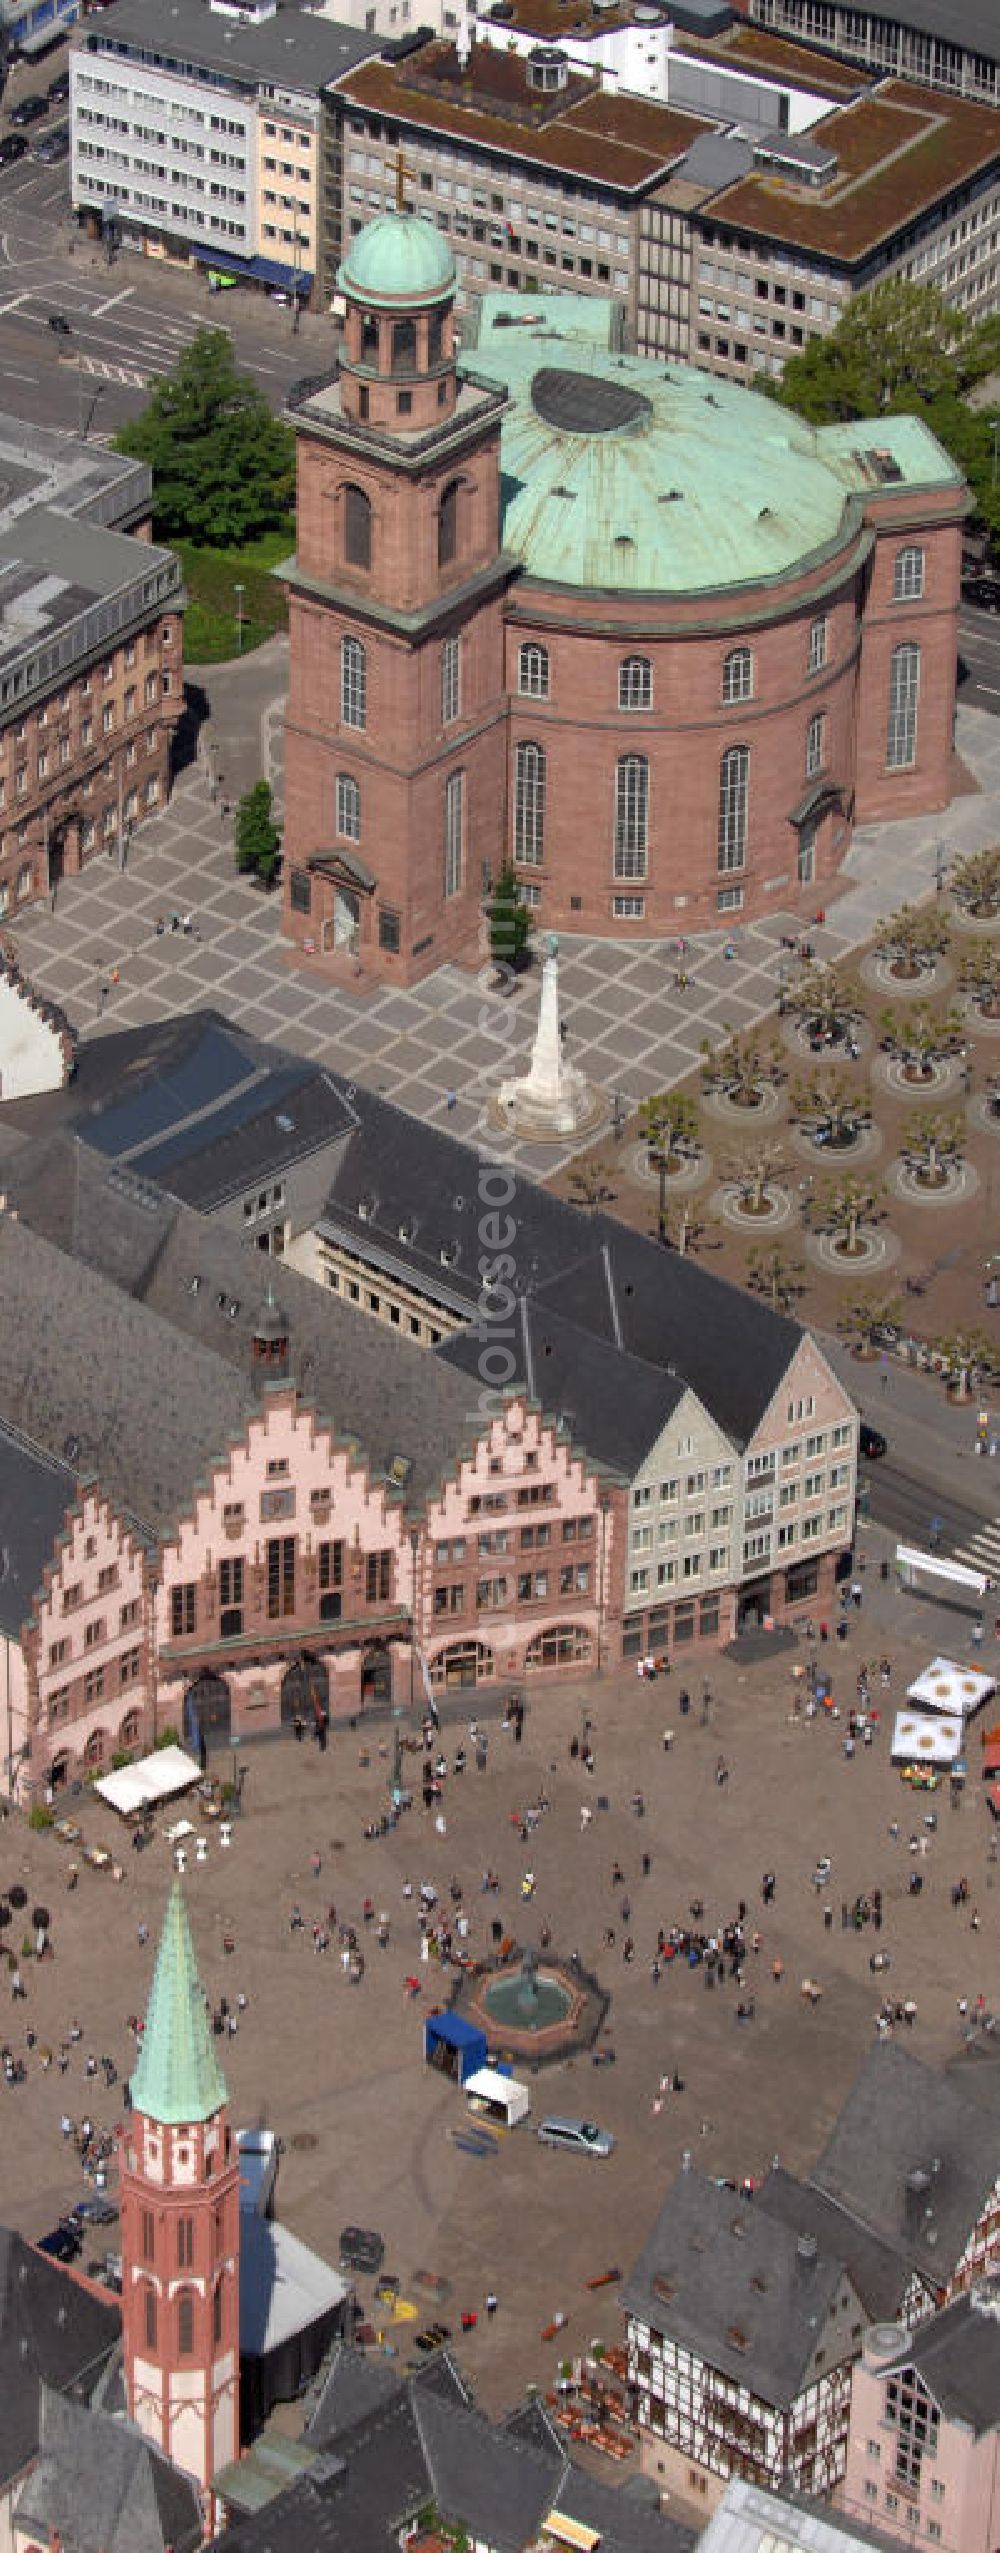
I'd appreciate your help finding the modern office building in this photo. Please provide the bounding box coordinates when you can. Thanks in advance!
[743,0,1000,112]
[0,418,182,921]
[70,0,378,308]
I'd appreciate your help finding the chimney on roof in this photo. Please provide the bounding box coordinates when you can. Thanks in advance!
[251,1281,290,1387]
[796,2234,817,2268]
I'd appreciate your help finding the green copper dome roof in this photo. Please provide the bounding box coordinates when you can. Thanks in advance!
[130,1881,228,2126]
[464,294,961,597]
[339,211,456,311]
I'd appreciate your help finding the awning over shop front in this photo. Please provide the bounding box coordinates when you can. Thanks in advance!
[188,242,313,294]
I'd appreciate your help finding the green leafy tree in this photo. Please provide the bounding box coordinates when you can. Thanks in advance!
[700,1028,783,1105]
[875,902,950,979]
[234,779,281,886]
[487,865,532,974]
[879,1000,964,1075]
[837,1285,902,1354]
[769,282,974,427]
[951,846,1000,920]
[901,1108,964,1184]
[958,943,1000,1018]
[814,1171,882,1257]
[745,1242,805,1312]
[789,1066,871,1147]
[788,964,863,1046]
[116,329,295,545]
[725,1138,785,1215]
[567,1157,616,1214]
[936,1329,997,1397]
[638,1091,701,1240]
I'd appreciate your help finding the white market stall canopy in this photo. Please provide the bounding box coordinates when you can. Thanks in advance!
[892,1710,964,1767]
[465,2066,531,2127]
[906,1658,996,1719]
[94,1744,201,1817]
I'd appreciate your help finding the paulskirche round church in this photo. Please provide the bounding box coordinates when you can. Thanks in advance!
[281,207,967,986]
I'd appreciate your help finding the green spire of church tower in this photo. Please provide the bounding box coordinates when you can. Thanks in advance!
[130,1880,228,2124]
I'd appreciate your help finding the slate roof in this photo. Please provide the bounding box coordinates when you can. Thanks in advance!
[223,2348,694,2553]
[438,1291,685,1477]
[809,2043,1000,2285]
[875,2281,1000,2434]
[620,2167,854,2408]
[0,1419,77,1639]
[0,1214,257,1537]
[757,2165,909,2322]
[0,2226,120,2490]
[305,2340,405,2448]
[14,2383,202,2553]
[0,1138,479,1516]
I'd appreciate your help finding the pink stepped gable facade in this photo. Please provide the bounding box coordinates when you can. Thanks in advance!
[422,1399,619,1692]
[23,1486,153,1795]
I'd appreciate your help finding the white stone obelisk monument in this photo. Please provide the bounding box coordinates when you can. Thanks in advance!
[497,936,598,1137]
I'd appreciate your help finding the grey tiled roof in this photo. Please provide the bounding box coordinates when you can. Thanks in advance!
[810,2043,1000,2284]
[305,2341,403,2447]
[0,1137,479,1516]
[14,2384,202,2553]
[620,2167,851,2408]
[875,2283,1000,2434]
[0,2227,120,2490]
[757,2167,909,2322]
[438,1293,685,1477]
[0,1215,257,1537]
[0,1419,77,1639]
[412,2386,557,2553]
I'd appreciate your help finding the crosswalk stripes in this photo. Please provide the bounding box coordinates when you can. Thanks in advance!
[950,1517,1000,1580]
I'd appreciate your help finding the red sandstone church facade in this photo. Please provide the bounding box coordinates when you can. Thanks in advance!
[280,210,967,988]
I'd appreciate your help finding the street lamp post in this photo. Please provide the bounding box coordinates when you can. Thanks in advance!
[234,583,245,654]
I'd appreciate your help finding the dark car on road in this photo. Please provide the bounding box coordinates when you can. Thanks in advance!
[0,132,28,164]
[46,67,70,101]
[962,576,1000,612]
[8,91,48,124]
[69,2194,118,2228]
[47,310,71,334]
[859,1423,887,1460]
[35,122,69,163]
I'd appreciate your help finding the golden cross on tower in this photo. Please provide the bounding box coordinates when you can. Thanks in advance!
[393,146,417,212]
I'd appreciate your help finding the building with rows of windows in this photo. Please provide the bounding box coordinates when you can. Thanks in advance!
[281,206,967,979]
[0,419,182,921]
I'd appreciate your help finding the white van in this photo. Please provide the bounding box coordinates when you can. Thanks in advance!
[537,2116,614,2157]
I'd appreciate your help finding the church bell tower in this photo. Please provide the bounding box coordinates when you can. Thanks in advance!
[118,1883,240,2494]
[281,185,513,984]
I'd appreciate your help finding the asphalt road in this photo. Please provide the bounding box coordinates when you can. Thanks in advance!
[0,78,339,437]
[957,597,1000,717]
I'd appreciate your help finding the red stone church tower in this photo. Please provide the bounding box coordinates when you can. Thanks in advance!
[281,202,513,984]
[118,1883,240,2495]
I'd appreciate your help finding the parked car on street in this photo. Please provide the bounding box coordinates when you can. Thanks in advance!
[8,91,48,124]
[0,133,28,164]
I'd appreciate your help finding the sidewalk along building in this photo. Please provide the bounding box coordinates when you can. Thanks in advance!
[0,420,182,921]
[280,207,968,977]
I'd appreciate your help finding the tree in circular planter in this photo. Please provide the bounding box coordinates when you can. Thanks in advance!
[787,964,863,1053]
[700,1028,783,1108]
[745,1241,805,1312]
[959,944,1000,1022]
[789,1065,871,1152]
[567,1157,617,1215]
[936,1328,997,1400]
[813,1170,884,1259]
[879,1000,965,1081]
[950,844,1000,923]
[658,1197,706,1257]
[900,1107,965,1189]
[725,1138,786,1216]
[638,1091,701,1240]
[875,901,950,981]
[836,1284,902,1359]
